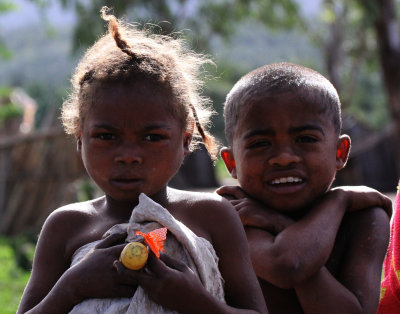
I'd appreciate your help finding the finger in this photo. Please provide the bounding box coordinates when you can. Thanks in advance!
[115,285,137,298]
[229,186,247,199]
[216,185,246,200]
[145,250,169,275]
[230,199,244,206]
[159,252,189,272]
[114,260,148,285]
[95,232,127,249]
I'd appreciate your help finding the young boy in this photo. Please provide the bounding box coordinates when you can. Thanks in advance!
[217,62,391,314]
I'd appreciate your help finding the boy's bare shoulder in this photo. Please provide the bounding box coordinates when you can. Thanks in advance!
[330,205,390,273]
[344,205,390,243]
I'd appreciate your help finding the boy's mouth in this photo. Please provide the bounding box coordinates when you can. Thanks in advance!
[270,176,303,185]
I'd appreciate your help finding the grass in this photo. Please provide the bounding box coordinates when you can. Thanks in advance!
[0,236,34,314]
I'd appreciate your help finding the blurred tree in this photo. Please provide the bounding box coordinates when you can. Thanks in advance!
[0,0,17,59]
[56,0,300,52]
[305,0,400,176]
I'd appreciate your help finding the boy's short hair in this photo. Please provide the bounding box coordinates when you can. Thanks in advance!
[224,62,342,145]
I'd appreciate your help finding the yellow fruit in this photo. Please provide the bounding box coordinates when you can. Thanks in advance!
[120,242,148,270]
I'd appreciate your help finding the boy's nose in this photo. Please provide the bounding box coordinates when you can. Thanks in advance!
[268,148,301,167]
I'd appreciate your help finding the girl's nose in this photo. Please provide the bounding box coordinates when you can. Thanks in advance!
[114,144,143,164]
[268,147,301,167]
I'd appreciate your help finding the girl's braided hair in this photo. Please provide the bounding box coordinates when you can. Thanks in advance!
[61,7,218,159]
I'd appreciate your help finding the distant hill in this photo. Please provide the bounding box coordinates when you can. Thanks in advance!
[0,20,320,88]
[0,26,77,88]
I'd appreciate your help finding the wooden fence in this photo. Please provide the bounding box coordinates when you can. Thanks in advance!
[0,128,85,236]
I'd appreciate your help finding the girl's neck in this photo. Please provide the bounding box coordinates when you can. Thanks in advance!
[103,187,170,218]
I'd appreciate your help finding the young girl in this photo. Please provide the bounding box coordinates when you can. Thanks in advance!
[17,8,267,314]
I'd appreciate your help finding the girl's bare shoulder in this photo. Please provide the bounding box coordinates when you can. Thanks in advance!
[39,197,106,257]
[167,188,240,241]
[168,188,234,215]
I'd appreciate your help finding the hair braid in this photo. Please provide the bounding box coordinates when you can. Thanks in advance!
[188,104,218,160]
[101,7,142,62]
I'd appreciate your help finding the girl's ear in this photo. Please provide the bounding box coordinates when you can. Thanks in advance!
[336,135,351,170]
[220,147,237,179]
[77,136,82,153]
[183,131,192,155]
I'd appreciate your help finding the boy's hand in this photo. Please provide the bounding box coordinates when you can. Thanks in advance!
[217,185,294,234]
[114,251,211,313]
[215,185,247,200]
[331,186,392,218]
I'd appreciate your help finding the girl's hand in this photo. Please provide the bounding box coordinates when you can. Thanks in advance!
[331,186,392,217]
[67,232,137,302]
[114,251,213,313]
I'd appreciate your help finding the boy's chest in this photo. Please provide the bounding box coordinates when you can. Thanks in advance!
[259,279,304,314]
[325,219,350,276]
[260,223,350,314]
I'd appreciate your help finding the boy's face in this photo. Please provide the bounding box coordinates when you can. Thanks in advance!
[221,92,350,215]
[77,80,191,204]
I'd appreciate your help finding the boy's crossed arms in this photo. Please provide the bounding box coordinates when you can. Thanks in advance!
[217,185,391,314]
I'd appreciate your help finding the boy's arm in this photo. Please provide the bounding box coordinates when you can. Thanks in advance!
[294,206,390,314]
[216,185,295,234]
[217,185,391,289]
[218,186,349,288]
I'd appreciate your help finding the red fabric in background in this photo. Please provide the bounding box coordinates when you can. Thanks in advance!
[378,180,400,313]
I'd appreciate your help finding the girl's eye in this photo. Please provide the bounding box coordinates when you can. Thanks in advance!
[144,134,166,142]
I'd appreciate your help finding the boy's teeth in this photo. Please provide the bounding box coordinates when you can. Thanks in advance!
[271,177,302,184]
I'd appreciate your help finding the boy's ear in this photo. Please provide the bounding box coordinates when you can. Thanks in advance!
[183,131,192,155]
[336,135,351,170]
[220,147,237,179]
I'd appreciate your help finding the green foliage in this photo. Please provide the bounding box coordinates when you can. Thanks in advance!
[0,0,17,12]
[54,0,300,53]
[214,157,231,182]
[0,85,12,97]
[0,0,17,59]
[0,236,34,314]
[0,103,23,124]
[0,85,23,126]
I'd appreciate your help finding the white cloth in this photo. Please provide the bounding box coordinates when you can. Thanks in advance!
[69,193,225,313]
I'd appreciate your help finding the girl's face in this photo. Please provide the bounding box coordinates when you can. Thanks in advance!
[77,80,191,204]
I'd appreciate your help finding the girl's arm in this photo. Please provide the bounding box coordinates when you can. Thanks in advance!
[294,207,390,314]
[17,209,134,314]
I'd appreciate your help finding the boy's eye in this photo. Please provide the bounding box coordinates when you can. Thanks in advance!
[247,139,271,149]
[94,133,116,141]
[297,135,318,143]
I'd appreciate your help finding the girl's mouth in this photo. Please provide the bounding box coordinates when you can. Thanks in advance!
[111,178,144,190]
